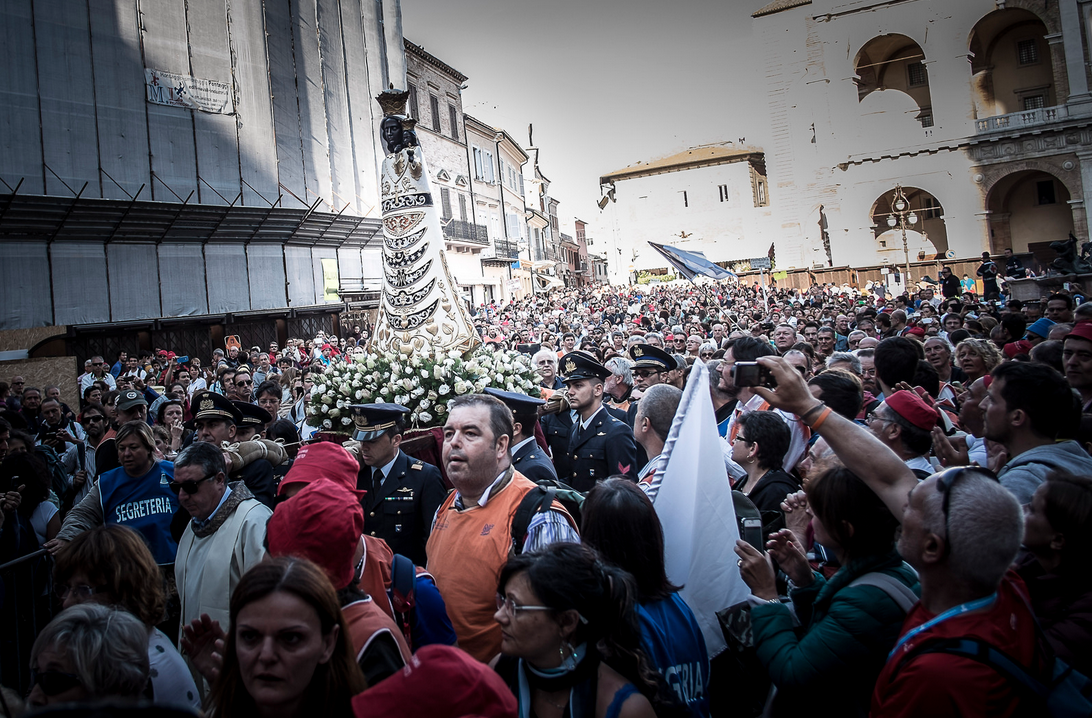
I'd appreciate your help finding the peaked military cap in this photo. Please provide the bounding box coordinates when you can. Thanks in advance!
[483,387,546,414]
[627,343,674,372]
[350,403,409,441]
[233,401,273,428]
[191,390,243,424]
[559,351,611,383]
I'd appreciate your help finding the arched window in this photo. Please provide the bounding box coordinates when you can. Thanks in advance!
[854,35,933,128]
[969,9,1055,121]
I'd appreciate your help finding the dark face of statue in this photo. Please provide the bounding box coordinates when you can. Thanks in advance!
[381,117,402,153]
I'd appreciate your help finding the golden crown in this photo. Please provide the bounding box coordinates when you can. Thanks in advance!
[376,89,409,117]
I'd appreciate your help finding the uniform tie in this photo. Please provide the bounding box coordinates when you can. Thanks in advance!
[372,467,384,499]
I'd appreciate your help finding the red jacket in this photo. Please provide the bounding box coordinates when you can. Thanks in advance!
[871,571,1043,717]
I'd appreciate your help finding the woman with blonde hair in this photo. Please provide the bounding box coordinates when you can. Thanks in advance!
[954,338,1003,384]
[47,420,178,567]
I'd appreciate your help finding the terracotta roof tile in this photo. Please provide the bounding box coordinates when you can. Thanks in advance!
[752,0,812,18]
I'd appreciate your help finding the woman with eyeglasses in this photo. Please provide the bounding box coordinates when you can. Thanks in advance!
[47,420,178,568]
[26,603,151,709]
[205,557,367,718]
[492,542,659,718]
[53,524,200,709]
[734,466,918,718]
[731,411,800,537]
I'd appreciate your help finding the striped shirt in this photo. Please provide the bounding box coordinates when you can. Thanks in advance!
[449,468,580,551]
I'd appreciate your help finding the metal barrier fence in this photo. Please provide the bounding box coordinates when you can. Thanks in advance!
[0,547,54,696]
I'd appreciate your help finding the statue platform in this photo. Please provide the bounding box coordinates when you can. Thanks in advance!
[1007,274,1092,303]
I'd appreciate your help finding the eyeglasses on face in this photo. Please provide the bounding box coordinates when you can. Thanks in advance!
[732,435,751,443]
[495,593,553,618]
[55,583,105,601]
[168,473,218,495]
[634,370,661,379]
[81,415,106,424]
[30,669,82,697]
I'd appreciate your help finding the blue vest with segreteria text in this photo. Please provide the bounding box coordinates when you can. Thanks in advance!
[638,593,711,718]
[98,461,178,565]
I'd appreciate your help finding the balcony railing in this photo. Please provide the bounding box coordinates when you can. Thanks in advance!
[442,219,490,245]
[494,238,520,260]
[975,105,1068,134]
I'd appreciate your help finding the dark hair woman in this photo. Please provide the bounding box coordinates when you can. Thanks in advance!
[734,466,918,717]
[730,411,800,537]
[492,542,658,718]
[205,556,367,718]
[581,478,709,717]
[1016,471,1092,677]
[0,452,58,547]
[54,524,199,709]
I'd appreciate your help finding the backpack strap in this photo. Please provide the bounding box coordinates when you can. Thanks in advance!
[390,553,417,648]
[391,554,416,607]
[895,638,1050,701]
[510,487,555,555]
[848,572,919,614]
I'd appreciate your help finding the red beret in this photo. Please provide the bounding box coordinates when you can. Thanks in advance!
[884,389,939,431]
[352,645,517,718]
[1065,322,1092,345]
[279,441,361,496]
[267,479,363,590]
[905,327,926,338]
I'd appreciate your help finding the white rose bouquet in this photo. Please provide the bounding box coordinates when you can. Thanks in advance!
[306,345,540,428]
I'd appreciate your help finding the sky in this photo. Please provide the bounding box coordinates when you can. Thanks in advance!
[402,0,774,243]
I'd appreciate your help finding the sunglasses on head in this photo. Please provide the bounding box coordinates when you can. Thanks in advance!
[934,466,998,554]
[168,473,217,495]
[30,669,82,696]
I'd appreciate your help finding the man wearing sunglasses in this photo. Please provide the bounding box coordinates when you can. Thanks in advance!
[174,441,271,651]
[749,355,1039,718]
[79,355,116,394]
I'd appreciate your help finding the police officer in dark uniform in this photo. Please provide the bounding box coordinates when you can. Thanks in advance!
[626,343,676,426]
[560,352,637,492]
[231,401,273,442]
[540,400,574,481]
[351,403,446,567]
[483,387,558,484]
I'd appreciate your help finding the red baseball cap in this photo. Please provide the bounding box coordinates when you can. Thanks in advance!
[352,645,517,718]
[267,479,363,590]
[1065,322,1092,345]
[1003,340,1033,358]
[279,441,361,496]
[884,389,939,431]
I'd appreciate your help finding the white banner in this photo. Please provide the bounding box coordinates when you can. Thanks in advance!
[145,68,234,115]
[656,360,749,657]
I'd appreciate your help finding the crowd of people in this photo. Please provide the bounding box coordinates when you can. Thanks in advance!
[1,262,1091,718]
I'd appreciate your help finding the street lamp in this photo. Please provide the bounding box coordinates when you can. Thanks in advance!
[886,184,918,289]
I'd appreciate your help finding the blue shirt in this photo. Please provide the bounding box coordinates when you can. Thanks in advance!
[638,593,710,718]
[98,461,178,565]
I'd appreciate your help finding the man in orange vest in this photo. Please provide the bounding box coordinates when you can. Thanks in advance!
[426,393,579,662]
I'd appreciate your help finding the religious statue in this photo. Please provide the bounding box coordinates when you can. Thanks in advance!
[369,89,480,356]
[1050,233,1092,275]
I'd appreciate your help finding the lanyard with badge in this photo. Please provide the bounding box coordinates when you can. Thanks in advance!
[888,592,997,659]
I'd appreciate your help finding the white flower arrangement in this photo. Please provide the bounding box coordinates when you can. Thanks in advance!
[305,345,541,429]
